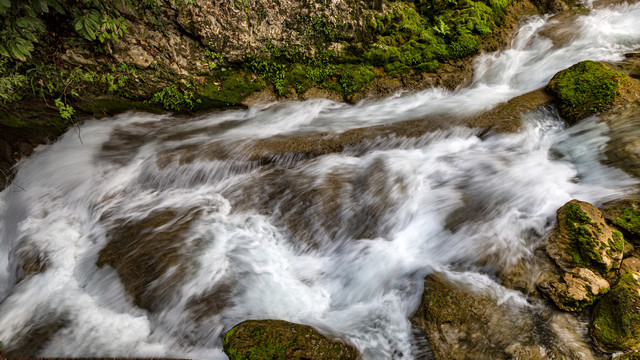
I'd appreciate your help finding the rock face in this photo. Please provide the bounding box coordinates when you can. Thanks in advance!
[222,320,359,360]
[546,61,632,124]
[411,272,601,360]
[537,200,624,311]
[591,271,640,351]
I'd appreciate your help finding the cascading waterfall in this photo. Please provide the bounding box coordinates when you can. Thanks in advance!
[1,2,640,359]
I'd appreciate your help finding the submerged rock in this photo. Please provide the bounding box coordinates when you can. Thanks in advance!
[591,271,640,352]
[546,61,633,124]
[97,208,202,311]
[222,320,359,360]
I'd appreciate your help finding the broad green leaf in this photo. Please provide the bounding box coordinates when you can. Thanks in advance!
[74,19,83,31]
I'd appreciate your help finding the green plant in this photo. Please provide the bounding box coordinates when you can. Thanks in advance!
[55,97,75,120]
[147,84,201,111]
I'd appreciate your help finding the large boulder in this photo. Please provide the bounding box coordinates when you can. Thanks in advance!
[546,61,633,124]
[591,271,640,352]
[537,200,625,311]
[222,320,359,360]
[545,200,624,275]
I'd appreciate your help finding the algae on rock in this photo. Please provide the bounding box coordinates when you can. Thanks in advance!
[222,320,359,360]
[546,61,632,124]
[537,200,625,311]
[591,271,640,352]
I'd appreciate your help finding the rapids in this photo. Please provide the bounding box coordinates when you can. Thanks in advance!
[1,2,640,359]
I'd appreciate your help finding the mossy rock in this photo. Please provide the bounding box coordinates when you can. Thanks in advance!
[591,271,640,352]
[545,200,624,275]
[602,199,640,244]
[222,320,359,360]
[546,61,631,124]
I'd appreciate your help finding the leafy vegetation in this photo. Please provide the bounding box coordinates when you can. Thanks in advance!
[147,84,201,111]
[546,61,631,123]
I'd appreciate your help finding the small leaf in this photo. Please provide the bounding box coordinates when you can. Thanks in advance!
[73,19,83,31]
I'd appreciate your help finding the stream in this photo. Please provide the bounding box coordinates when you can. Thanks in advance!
[1,2,640,359]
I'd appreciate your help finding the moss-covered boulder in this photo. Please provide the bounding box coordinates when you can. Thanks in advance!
[602,199,640,243]
[536,268,610,311]
[537,200,626,311]
[546,61,632,124]
[222,320,359,360]
[591,271,640,352]
[546,200,624,275]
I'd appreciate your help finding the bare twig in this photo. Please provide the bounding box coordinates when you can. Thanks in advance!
[0,168,25,192]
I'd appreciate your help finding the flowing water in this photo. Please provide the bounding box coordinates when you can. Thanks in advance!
[1,2,640,359]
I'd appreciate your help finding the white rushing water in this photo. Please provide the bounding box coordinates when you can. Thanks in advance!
[1,2,640,359]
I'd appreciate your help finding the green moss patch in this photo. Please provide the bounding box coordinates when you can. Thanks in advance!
[546,61,631,123]
[196,71,266,109]
[614,204,640,238]
[591,271,640,351]
[565,203,605,269]
[223,320,358,360]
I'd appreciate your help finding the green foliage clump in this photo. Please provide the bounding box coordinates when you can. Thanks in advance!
[546,61,631,123]
[591,271,640,351]
[614,204,640,237]
[147,84,201,111]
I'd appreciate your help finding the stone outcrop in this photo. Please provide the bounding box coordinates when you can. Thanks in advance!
[222,320,359,360]
[591,271,640,352]
[537,200,624,311]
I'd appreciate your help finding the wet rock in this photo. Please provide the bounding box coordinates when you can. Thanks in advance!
[591,271,640,352]
[222,320,359,360]
[546,61,635,124]
[545,200,624,275]
[537,200,625,311]
[97,208,202,311]
[604,107,640,180]
[622,257,640,273]
[464,89,553,133]
[536,268,610,311]
[301,87,343,103]
[158,88,554,168]
[625,241,636,258]
[601,199,640,243]
[2,316,68,357]
[411,272,602,360]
